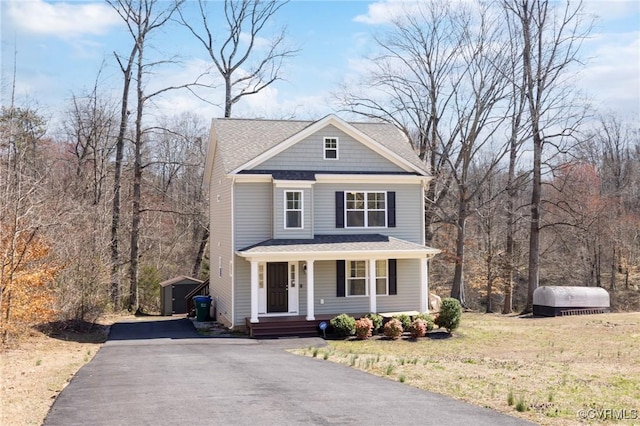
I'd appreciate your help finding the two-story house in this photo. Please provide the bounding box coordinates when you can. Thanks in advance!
[204,114,439,336]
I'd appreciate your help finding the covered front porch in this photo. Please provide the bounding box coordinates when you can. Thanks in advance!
[236,234,440,334]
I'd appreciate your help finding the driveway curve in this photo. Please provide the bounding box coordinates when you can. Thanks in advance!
[44,317,533,426]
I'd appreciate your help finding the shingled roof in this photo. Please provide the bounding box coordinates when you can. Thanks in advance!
[237,234,440,261]
[210,115,428,175]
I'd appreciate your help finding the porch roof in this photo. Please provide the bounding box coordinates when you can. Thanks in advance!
[236,234,440,262]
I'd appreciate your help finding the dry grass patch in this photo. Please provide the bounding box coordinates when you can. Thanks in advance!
[0,317,119,426]
[294,312,640,425]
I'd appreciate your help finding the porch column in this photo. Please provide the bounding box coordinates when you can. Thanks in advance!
[369,259,377,313]
[250,260,259,323]
[306,260,315,321]
[420,257,428,313]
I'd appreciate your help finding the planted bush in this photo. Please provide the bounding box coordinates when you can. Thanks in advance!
[330,313,356,337]
[409,319,427,339]
[393,313,412,330]
[435,298,462,332]
[365,312,383,333]
[383,318,403,339]
[413,313,435,331]
[355,317,373,340]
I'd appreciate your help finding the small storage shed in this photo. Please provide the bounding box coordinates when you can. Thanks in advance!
[160,276,203,316]
[533,286,610,317]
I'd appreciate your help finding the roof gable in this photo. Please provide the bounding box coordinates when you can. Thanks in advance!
[206,114,428,178]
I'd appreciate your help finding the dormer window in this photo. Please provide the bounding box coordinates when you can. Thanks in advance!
[324,137,338,160]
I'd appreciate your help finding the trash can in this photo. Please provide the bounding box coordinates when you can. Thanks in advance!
[193,296,212,322]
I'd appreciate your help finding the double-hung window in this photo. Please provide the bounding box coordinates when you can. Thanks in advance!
[324,137,338,159]
[345,260,389,296]
[346,191,386,227]
[284,191,303,229]
[347,260,367,296]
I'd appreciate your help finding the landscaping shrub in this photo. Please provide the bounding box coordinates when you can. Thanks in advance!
[434,298,462,332]
[409,319,427,339]
[383,318,403,339]
[355,317,373,340]
[393,313,412,330]
[330,314,356,337]
[413,313,435,331]
[365,312,383,333]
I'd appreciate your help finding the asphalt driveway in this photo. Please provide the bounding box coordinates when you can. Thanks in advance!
[44,317,533,426]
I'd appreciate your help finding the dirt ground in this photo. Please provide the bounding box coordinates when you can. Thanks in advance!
[0,319,114,426]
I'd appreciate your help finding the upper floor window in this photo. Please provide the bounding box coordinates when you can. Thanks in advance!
[346,191,386,227]
[324,137,338,160]
[284,191,303,229]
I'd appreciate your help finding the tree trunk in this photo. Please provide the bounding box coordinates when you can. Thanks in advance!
[192,226,209,278]
[524,130,542,314]
[110,45,137,311]
[450,198,467,306]
[128,38,144,313]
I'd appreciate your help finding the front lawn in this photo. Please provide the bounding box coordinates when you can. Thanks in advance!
[293,312,640,425]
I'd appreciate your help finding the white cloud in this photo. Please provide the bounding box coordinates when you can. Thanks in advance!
[582,0,640,22]
[6,0,121,39]
[580,31,640,115]
[353,0,417,25]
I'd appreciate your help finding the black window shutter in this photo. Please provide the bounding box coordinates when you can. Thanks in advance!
[335,191,344,228]
[389,259,397,295]
[387,191,396,228]
[336,260,345,297]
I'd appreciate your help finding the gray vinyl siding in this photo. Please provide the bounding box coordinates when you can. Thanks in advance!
[254,125,406,173]
[314,182,424,243]
[307,259,422,315]
[312,260,370,314]
[234,182,273,250]
[377,259,422,312]
[274,187,313,239]
[234,255,251,326]
[209,149,234,326]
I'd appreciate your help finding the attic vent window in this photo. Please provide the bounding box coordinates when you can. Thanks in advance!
[324,137,338,160]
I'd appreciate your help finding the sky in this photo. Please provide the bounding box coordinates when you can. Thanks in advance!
[1,0,639,132]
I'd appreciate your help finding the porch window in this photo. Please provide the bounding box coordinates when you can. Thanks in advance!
[347,260,367,296]
[376,260,388,295]
[345,191,386,228]
[324,137,338,159]
[284,190,303,229]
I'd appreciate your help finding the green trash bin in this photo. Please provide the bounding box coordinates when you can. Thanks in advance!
[193,296,212,322]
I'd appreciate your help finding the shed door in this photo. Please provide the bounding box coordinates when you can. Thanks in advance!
[267,262,288,313]
[171,284,197,314]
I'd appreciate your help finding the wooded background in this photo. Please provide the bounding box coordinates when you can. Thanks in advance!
[2,0,638,342]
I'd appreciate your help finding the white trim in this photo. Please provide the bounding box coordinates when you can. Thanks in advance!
[420,257,428,313]
[258,262,266,314]
[288,261,299,314]
[229,115,428,175]
[323,136,339,160]
[250,261,259,323]
[306,260,315,320]
[274,180,314,188]
[368,259,377,313]
[230,178,236,328]
[237,249,440,263]
[284,190,304,230]
[233,174,272,183]
[316,174,432,185]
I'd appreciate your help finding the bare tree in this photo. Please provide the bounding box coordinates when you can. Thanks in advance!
[178,0,297,277]
[336,1,512,305]
[108,0,185,312]
[503,0,591,313]
[178,0,298,118]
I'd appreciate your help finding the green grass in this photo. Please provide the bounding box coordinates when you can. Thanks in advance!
[291,312,640,425]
